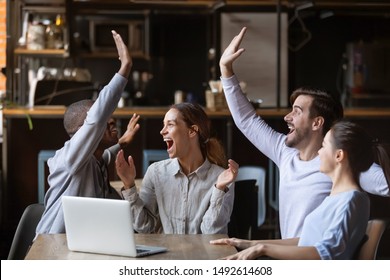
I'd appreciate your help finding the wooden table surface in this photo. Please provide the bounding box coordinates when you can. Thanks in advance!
[25,234,237,260]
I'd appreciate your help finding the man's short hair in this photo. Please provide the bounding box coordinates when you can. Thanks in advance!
[290,87,344,136]
[63,99,94,137]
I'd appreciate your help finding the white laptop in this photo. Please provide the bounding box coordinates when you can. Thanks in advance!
[62,196,167,257]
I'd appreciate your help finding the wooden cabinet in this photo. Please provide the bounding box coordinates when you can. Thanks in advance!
[7,1,67,105]
[7,0,150,107]
[7,1,219,108]
[7,1,390,109]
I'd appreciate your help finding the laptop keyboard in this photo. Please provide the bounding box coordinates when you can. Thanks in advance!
[136,248,150,254]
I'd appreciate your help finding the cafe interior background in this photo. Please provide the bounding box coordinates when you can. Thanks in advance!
[1,0,390,259]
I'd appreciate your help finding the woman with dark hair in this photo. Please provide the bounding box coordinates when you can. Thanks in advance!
[116,102,238,234]
[211,120,390,259]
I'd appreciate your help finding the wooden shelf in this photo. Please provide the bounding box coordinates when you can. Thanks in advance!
[351,93,390,100]
[77,51,149,59]
[14,48,69,57]
[4,106,390,119]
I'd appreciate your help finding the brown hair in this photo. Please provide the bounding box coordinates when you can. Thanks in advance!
[290,87,344,136]
[170,103,227,168]
[331,120,390,186]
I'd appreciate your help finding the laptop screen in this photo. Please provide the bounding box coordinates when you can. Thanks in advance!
[62,196,166,257]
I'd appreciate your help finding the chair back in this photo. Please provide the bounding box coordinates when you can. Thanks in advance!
[7,203,45,260]
[235,166,267,228]
[142,149,169,176]
[37,150,56,203]
[228,179,257,239]
[358,219,389,260]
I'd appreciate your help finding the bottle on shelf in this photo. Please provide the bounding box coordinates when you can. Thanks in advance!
[45,20,56,49]
[45,14,64,49]
[54,14,65,49]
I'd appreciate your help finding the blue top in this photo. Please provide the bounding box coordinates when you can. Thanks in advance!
[299,190,370,259]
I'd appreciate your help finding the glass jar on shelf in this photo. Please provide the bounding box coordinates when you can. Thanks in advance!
[26,17,46,50]
[45,14,64,49]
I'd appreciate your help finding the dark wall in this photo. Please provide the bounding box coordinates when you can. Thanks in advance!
[289,13,390,101]
[74,12,212,107]
[148,13,211,106]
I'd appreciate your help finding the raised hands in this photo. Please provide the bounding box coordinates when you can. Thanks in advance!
[111,30,132,79]
[118,113,141,148]
[115,149,136,189]
[219,27,247,78]
[215,159,239,192]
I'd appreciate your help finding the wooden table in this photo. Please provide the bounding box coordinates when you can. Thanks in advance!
[25,234,237,260]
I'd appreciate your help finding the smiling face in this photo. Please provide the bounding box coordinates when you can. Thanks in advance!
[318,130,337,175]
[100,117,119,148]
[160,108,194,159]
[284,95,315,149]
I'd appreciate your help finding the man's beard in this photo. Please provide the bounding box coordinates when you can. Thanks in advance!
[285,129,306,148]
